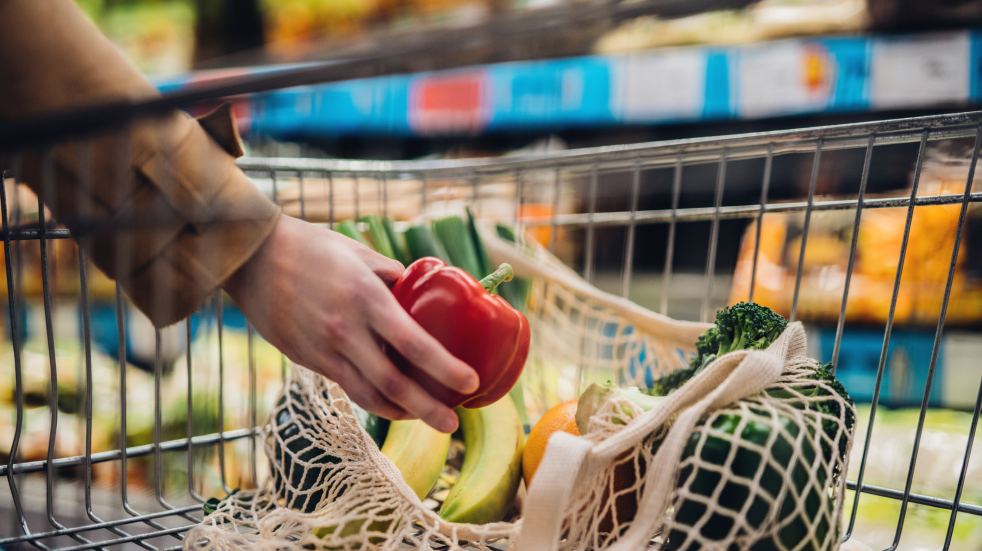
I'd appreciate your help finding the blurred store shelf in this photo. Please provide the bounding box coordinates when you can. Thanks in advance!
[158,28,982,139]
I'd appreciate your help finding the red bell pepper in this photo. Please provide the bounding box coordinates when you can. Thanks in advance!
[390,257,530,409]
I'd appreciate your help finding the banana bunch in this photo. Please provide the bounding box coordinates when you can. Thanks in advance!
[377,395,525,524]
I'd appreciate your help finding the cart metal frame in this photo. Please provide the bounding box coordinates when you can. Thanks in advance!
[1,44,980,551]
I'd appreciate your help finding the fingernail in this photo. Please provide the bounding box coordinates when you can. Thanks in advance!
[463,373,480,394]
[440,413,458,433]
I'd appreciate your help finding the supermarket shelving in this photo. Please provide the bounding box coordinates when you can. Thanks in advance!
[158,28,982,139]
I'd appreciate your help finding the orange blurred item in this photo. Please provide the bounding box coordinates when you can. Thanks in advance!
[522,399,578,487]
[730,204,981,325]
[518,204,559,248]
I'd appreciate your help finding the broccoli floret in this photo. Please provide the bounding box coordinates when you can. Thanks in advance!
[649,303,788,396]
[648,364,699,397]
[710,301,788,361]
[691,302,787,371]
[691,326,720,369]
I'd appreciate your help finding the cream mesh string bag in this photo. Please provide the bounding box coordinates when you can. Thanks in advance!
[186,228,855,550]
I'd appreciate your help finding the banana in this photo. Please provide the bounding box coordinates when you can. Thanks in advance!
[439,396,525,524]
[381,419,451,500]
[313,419,450,543]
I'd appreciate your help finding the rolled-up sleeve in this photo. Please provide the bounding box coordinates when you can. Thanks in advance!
[0,0,280,327]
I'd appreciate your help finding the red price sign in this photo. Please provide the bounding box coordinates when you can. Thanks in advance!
[409,70,489,135]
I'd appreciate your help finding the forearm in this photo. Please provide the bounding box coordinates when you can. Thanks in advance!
[0,0,280,327]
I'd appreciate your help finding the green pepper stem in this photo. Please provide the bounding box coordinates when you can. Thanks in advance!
[479,263,514,294]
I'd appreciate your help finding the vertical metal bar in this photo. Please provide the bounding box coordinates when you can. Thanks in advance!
[75,142,137,546]
[845,131,928,540]
[186,318,202,501]
[215,293,230,494]
[380,173,388,219]
[830,136,875,372]
[105,133,170,542]
[149,326,200,519]
[889,126,981,550]
[789,140,823,321]
[36,152,75,540]
[943,378,982,550]
[354,174,361,220]
[327,172,335,228]
[247,323,258,488]
[471,173,481,217]
[702,150,727,322]
[6,158,36,546]
[153,330,166,503]
[39,156,59,524]
[115,285,131,506]
[116,288,177,549]
[298,170,306,220]
[113,286,172,544]
[36,153,92,545]
[514,170,524,228]
[1,160,33,539]
[660,158,682,315]
[80,258,135,547]
[270,169,288,384]
[621,161,641,298]
[575,164,597,397]
[419,173,428,215]
[748,145,773,302]
[583,164,598,283]
[548,168,560,253]
[77,143,95,517]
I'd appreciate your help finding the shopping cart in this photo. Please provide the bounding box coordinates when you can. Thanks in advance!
[1,59,981,551]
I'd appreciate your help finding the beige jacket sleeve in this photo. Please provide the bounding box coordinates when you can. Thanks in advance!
[0,0,281,327]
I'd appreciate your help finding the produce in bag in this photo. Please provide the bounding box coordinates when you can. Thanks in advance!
[191,221,852,550]
[563,303,855,550]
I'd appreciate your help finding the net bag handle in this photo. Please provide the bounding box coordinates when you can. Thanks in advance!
[516,323,805,551]
[480,227,710,346]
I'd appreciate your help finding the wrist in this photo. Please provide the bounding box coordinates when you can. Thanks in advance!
[223,214,294,305]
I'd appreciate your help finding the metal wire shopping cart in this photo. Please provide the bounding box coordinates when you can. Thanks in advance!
[1,49,981,551]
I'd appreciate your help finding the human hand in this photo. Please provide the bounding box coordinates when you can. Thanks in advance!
[223,215,479,433]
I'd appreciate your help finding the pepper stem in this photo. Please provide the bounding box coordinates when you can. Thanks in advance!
[479,263,514,294]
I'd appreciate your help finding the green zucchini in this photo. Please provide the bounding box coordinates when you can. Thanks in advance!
[334,220,367,244]
[359,215,397,259]
[494,223,531,311]
[269,389,387,513]
[433,216,481,278]
[382,217,411,265]
[404,225,450,262]
[466,207,492,276]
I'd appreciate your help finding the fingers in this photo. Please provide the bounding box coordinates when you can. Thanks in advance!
[367,294,479,395]
[363,251,404,285]
[340,233,405,284]
[341,328,459,433]
[333,356,409,421]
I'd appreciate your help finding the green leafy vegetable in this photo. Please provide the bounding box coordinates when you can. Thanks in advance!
[404,225,450,262]
[382,217,411,265]
[649,302,788,396]
[359,215,397,260]
[334,220,367,244]
[433,216,482,278]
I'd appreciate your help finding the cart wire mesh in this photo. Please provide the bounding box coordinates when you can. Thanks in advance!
[1,101,981,549]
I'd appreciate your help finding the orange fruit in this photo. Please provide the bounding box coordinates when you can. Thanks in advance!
[522,400,579,486]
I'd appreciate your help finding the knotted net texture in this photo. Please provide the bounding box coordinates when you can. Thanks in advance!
[186,230,854,550]
[519,323,856,551]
